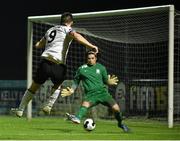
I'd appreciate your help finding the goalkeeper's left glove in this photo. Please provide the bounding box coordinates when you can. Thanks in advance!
[61,87,74,97]
[107,74,119,85]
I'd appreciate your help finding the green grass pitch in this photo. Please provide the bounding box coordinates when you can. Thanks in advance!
[0,116,180,140]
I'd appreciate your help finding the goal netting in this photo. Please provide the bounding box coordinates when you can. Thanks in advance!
[27,5,179,127]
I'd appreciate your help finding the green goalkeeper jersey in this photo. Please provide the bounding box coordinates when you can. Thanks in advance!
[74,63,108,93]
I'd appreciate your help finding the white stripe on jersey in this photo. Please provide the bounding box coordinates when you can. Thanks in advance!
[41,25,74,64]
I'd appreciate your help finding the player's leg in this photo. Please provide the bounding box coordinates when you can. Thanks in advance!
[67,98,98,124]
[111,103,130,132]
[13,81,41,117]
[76,101,91,120]
[42,84,61,114]
[100,95,123,125]
[100,92,129,132]
[66,91,99,124]
[66,101,92,124]
[42,63,66,114]
[13,59,48,117]
[111,104,122,126]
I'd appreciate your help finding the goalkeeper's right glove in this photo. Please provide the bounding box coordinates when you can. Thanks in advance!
[61,87,74,97]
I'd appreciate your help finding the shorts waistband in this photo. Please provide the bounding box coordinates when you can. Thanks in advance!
[42,56,64,65]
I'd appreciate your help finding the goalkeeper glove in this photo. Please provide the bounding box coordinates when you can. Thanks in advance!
[61,87,74,97]
[107,74,119,85]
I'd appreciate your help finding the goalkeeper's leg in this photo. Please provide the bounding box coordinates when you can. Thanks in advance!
[112,103,130,132]
[42,84,61,114]
[66,101,92,124]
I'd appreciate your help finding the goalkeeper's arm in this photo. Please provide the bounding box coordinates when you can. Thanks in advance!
[61,81,78,97]
[61,87,74,97]
[61,68,81,97]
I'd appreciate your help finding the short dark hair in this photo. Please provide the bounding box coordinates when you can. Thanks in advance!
[86,49,97,58]
[60,12,73,25]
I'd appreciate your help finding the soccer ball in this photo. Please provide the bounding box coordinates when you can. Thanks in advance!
[83,118,96,131]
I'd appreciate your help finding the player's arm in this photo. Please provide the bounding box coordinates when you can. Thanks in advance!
[102,66,119,85]
[69,31,98,53]
[35,37,46,49]
[60,80,79,97]
[102,66,109,84]
[61,86,74,97]
[61,68,81,97]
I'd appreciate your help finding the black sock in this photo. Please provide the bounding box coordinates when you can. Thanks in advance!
[114,112,123,126]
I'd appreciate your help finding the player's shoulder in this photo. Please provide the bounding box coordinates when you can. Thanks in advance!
[79,64,88,69]
[96,63,105,68]
[47,25,72,32]
[45,26,56,35]
[96,63,106,71]
[47,26,56,31]
[59,25,73,32]
[46,26,54,32]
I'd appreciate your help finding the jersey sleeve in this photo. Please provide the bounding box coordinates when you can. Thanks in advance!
[101,65,108,84]
[44,27,54,42]
[71,67,81,90]
[44,27,53,40]
[43,31,48,41]
[65,27,76,34]
[74,67,81,84]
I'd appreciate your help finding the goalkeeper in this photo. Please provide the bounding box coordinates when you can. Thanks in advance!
[62,50,129,132]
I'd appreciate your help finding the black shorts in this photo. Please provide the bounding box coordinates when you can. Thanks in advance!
[33,59,67,85]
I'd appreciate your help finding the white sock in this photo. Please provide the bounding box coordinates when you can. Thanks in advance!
[46,89,60,108]
[19,90,34,111]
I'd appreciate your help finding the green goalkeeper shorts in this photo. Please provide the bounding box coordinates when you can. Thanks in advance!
[83,88,116,107]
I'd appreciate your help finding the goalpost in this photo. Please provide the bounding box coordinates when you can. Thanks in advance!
[27,5,178,128]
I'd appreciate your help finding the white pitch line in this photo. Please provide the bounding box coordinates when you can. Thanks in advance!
[0,132,180,136]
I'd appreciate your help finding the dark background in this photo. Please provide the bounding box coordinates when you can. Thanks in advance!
[0,0,178,80]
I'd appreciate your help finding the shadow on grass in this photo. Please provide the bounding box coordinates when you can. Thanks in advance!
[30,127,73,133]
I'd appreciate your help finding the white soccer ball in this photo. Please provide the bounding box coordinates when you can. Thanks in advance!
[83,118,96,131]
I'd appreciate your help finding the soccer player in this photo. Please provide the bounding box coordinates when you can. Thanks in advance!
[13,12,98,117]
[61,50,130,132]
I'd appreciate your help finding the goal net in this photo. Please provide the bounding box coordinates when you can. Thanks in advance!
[27,5,179,127]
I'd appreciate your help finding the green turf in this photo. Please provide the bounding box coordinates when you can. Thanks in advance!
[0,116,180,140]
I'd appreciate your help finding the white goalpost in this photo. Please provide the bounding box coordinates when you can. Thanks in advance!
[27,20,33,120]
[26,5,177,128]
[168,5,174,128]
